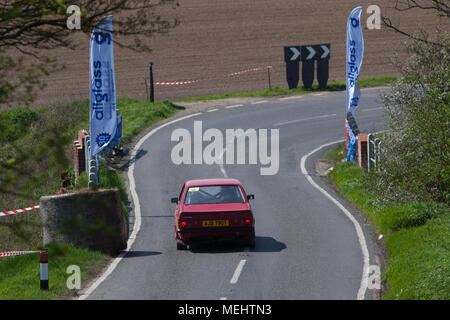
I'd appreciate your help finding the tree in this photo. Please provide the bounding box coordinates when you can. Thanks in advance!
[382,0,449,46]
[0,0,179,108]
[373,1,449,203]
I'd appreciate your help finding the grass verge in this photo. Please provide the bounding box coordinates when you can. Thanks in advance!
[324,144,449,299]
[0,98,181,299]
[0,242,110,299]
[175,76,397,102]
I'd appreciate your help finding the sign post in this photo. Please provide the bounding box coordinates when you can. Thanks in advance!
[284,46,301,89]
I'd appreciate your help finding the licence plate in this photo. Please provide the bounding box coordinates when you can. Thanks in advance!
[202,220,229,227]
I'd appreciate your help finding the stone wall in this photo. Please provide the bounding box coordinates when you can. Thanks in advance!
[40,189,127,253]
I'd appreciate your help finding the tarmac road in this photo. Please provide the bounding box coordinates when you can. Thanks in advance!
[86,88,386,300]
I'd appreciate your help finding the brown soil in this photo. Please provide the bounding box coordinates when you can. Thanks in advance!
[17,0,449,108]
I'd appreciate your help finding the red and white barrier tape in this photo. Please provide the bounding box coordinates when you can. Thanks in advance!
[228,66,271,76]
[151,66,272,86]
[0,205,40,217]
[0,250,41,258]
[154,80,200,86]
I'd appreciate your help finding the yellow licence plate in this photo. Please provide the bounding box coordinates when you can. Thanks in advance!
[202,220,229,227]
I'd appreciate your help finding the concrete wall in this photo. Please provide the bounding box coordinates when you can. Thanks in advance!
[40,189,127,253]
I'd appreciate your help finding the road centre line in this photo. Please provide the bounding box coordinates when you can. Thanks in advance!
[273,114,337,127]
[79,112,203,300]
[230,259,247,284]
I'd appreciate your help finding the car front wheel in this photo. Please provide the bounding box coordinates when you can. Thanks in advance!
[177,242,188,250]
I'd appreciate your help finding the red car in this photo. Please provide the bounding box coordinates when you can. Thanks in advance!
[171,178,256,250]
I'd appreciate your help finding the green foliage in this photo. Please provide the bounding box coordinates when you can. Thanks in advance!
[0,107,39,143]
[326,145,450,300]
[324,143,346,162]
[117,98,179,143]
[384,213,450,300]
[98,166,129,220]
[388,201,449,230]
[376,35,449,203]
[75,172,89,190]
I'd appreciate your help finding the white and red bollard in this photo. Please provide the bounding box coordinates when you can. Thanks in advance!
[40,250,48,290]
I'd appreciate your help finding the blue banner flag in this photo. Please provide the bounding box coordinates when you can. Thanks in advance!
[345,120,358,163]
[346,7,364,115]
[89,16,117,156]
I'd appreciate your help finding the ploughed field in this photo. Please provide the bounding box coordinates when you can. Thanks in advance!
[26,0,444,107]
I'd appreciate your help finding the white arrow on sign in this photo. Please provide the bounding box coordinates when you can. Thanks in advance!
[306,46,316,60]
[320,45,330,59]
[290,47,300,61]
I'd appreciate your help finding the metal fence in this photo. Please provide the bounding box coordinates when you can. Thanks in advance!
[367,133,382,172]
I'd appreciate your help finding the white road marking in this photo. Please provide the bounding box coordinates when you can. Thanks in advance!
[273,114,336,127]
[279,96,303,101]
[300,139,370,300]
[220,297,228,300]
[225,104,244,109]
[208,108,219,112]
[230,259,247,284]
[251,100,267,105]
[79,112,203,300]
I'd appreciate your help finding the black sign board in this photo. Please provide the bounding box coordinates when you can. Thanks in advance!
[283,44,330,89]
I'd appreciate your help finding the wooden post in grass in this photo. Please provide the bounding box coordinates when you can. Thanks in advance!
[40,249,48,290]
[149,62,155,103]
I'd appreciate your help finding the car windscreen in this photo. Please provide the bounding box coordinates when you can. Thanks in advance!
[184,185,245,205]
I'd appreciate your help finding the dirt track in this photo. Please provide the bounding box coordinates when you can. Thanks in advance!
[30,0,447,107]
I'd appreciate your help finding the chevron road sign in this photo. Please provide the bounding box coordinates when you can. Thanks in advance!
[284,44,330,90]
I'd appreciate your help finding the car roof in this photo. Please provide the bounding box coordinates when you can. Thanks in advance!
[185,178,242,188]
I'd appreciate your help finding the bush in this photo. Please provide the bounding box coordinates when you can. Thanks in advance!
[0,107,39,143]
[375,34,449,204]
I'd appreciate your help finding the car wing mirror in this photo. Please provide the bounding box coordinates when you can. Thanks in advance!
[171,197,179,204]
[246,194,255,200]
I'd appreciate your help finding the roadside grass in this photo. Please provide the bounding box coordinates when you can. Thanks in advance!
[0,98,180,250]
[0,242,110,299]
[0,98,180,299]
[176,76,397,102]
[324,144,450,299]
[116,98,182,144]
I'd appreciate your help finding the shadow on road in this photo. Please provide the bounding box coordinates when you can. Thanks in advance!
[123,250,162,258]
[119,149,148,171]
[251,236,286,252]
[189,236,286,254]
